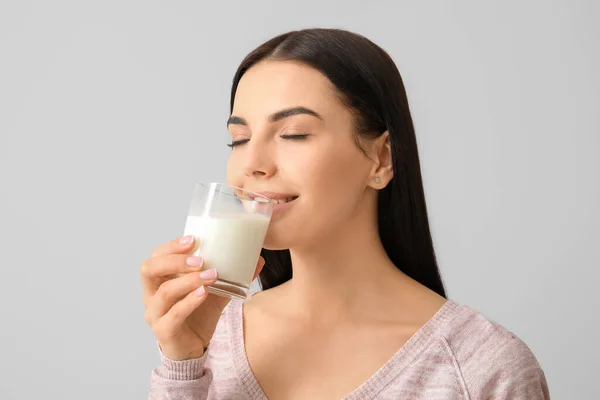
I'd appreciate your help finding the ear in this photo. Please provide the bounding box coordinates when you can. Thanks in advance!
[368,131,393,189]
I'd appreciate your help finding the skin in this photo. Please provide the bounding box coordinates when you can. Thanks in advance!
[141,60,446,399]
[228,61,447,399]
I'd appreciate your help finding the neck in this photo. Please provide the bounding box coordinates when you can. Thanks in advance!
[280,203,408,321]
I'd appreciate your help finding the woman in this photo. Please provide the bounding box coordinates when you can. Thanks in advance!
[142,29,549,399]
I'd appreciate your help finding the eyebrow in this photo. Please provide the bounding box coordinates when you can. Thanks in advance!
[226,106,323,127]
[226,116,247,126]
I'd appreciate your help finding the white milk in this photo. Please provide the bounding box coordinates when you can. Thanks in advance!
[183,213,270,290]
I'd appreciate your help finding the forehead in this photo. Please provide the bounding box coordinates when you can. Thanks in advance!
[232,61,341,118]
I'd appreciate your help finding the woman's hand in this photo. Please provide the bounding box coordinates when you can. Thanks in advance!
[141,235,264,361]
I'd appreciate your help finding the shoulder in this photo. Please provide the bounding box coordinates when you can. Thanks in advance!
[438,301,550,399]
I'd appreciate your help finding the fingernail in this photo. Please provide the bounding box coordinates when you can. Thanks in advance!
[186,256,203,268]
[194,286,205,297]
[199,268,217,280]
[180,235,194,246]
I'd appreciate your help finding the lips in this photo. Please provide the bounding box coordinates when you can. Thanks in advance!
[251,191,299,203]
[256,196,298,204]
[249,191,299,215]
[270,196,298,216]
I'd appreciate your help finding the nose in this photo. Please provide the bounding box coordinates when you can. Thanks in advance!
[242,140,276,179]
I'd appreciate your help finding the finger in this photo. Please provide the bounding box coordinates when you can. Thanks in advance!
[141,252,206,300]
[142,253,205,280]
[145,269,218,324]
[151,235,198,258]
[156,285,209,338]
[252,256,266,281]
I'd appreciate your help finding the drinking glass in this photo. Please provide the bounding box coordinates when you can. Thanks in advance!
[183,183,274,300]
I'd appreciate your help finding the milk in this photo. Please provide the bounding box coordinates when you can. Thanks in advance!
[183,213,270,293]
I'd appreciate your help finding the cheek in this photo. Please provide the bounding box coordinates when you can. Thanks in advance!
[265,154,368,249]
[291,142,370,219]
[305,145,367,194]
[226,154,243,186]
[263,142,371,250]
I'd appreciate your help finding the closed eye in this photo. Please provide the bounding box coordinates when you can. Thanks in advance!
[281,133,309,140]
[227,139,250,148]
[227,134,309,148]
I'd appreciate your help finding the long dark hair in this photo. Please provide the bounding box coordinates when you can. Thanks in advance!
[230,28,446,298]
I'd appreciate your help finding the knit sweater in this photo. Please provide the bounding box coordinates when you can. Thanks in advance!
[149,299,549,399]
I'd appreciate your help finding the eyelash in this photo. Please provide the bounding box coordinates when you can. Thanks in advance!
[227,134,309,148]
[227,139,249,148]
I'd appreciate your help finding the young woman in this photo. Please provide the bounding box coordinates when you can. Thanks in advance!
[142,29,549,399]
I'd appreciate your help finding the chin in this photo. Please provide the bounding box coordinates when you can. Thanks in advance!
[261,207,323,250]
[262,229,293,251]
[261,217,308,250]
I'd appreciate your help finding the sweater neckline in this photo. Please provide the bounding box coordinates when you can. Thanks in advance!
[227,298,462,400]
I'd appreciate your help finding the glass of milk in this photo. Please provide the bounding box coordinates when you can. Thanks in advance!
[183,183,274,301]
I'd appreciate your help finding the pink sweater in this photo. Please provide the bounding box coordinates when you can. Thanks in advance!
[149,300,549,399]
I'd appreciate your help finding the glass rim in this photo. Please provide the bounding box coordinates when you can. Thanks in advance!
[196,182,276,204]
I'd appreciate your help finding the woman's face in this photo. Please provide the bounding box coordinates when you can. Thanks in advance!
[227,61,379,250]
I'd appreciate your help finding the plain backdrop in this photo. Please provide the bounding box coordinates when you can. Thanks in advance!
[1,1,598,399]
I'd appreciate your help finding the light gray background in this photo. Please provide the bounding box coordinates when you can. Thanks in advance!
[1,1,598,399]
